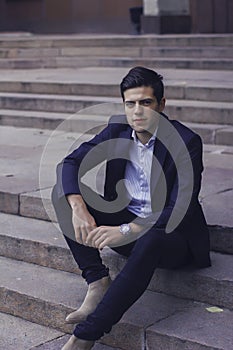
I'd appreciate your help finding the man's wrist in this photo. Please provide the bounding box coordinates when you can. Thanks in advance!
[130,222,143,236]
[119,223,142,236]
[67,194,86,210]
[119,223,131,236]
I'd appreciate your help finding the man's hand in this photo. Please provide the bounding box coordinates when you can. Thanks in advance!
[86,223,142,250]
[67,194,97,245]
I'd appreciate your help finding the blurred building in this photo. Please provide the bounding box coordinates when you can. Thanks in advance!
[0,0,232,34]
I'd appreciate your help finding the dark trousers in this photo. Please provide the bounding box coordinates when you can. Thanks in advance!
[52,187,192,341]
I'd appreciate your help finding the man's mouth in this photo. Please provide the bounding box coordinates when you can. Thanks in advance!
[133,119,146,123]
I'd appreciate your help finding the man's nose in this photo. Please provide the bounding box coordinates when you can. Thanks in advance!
[134,102,143,114]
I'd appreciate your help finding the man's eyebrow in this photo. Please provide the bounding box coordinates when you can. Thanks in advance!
[125,98,153,102]
[140,98,154,102]
[124,100,136,104]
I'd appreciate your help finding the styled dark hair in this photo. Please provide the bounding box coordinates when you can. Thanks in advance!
[120,66,164,104]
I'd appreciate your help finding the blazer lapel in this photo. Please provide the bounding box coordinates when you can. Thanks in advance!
[106,127,132,186]
[150,114,173,195]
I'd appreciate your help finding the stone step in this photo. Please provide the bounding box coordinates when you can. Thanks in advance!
[142,46,233,58]
[0,314,118,350]
[54,56,233,71]
[0,79,232,102]
[0,108,75,130]
[0,255,233,350]
[0,212,79,273]
[0,208,232,274]
[0,81,119,98]
[0,46,232,59]
[2,181,233,253]
[0,57,49,70]
[33,337,121,350]
[0,312,64,350]
[0,56,232,70]
[0,34,232,48]
[0,109,232,146]
[0,109,110,135]
[0,91,120,114]
[185,122,233,147]
[0,92,232,125]
[146,305,233,350]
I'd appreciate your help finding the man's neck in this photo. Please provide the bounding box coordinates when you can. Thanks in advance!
[135,132,151,145]
[135,127,157,145]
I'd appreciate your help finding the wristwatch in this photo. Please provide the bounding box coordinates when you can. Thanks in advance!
[119,223,131,236]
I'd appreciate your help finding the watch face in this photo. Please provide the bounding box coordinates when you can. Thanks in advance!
[120,224,131,235]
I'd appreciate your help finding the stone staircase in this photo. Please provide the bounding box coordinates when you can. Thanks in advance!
[0,33,233,70]
[0,33,233,349]
[0,33,233,148]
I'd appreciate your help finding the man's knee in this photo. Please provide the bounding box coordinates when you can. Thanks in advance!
[134,228,184,259]
[140,227,166,247]
[130,229,166,263]
[140,228,190,268]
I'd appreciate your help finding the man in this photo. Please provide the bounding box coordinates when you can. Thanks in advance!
[52,66,211,350]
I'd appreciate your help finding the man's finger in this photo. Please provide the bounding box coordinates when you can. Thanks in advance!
[98,238,109,250]
[81,225,91,245]
[94,234,107,248]
[86,227,101,245]
[75,228,83,244]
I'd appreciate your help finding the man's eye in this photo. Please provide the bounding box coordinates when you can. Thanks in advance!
[125,101,135,108]
[141,99,153,106]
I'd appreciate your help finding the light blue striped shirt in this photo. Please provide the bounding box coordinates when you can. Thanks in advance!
[125,130,157,218]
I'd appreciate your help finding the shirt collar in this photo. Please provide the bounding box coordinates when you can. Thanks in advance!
[131,127,158,147]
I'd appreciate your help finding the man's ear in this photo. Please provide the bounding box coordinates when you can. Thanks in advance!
[159,97,166,112]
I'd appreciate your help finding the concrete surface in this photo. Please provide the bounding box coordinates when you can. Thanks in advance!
[1,255,233,350]
[146,304,233,350]
[32,334,122,350]
[0,312,63,350]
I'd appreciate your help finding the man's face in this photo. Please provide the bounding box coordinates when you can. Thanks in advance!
[123,86,165,139]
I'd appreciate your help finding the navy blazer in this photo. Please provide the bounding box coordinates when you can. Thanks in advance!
[55,113,211,268]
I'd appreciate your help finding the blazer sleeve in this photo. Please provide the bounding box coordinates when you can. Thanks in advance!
[54,114,129,200]
[55,126,111,199]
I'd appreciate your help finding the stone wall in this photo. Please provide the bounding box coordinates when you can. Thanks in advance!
[0,0,143,34]
[0,0,232,34]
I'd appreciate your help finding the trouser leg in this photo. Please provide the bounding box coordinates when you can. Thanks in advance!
[73,227,192,341]
[51,186,135,283]
[52,186,110,284]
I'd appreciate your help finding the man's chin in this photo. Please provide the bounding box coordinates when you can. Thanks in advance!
[132,127,146,133]
[132,126,152,134]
